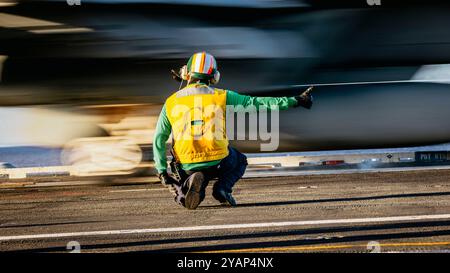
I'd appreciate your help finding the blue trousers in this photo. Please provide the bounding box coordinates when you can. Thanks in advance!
[184,147,248,194]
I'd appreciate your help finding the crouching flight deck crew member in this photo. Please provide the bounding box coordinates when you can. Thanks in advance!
[153,52,313,210]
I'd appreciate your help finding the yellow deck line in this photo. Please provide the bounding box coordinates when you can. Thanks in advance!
[199,241,450,253]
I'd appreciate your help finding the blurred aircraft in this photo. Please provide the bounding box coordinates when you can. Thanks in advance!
[1,0,450,155]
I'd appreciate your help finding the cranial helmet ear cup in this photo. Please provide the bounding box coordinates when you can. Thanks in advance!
[210,70,220,84]
[180,65,189,81]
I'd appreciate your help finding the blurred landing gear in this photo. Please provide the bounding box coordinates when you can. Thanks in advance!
[61,137,143,177]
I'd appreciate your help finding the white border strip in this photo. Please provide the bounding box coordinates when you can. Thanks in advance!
[2,213,450,241]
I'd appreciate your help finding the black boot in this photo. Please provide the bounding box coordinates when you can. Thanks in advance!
[183,172,206,210]
[212,184,237,207]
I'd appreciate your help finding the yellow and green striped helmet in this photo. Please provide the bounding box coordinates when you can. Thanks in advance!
[186,52,217,80]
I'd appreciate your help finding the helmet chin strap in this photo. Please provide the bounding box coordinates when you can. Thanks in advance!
[178,78,184,90]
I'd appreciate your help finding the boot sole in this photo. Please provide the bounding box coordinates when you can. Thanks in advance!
[184,173,204,210]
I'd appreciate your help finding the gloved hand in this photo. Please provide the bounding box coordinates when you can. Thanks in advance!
[158,171,185,206]
[158,171,178,186]
[294,86,314,109]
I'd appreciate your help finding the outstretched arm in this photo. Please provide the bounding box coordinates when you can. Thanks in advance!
[226,88,313,110]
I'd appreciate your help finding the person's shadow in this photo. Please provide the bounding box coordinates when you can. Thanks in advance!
[199,191,450,209]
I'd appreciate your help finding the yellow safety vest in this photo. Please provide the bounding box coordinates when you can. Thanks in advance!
[166,83,229,163]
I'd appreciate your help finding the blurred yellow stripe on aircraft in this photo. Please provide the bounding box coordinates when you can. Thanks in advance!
[0,12,62,28]
[0,12,93,34]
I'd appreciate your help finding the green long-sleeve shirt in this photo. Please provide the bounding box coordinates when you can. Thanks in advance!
[153,87,298,173]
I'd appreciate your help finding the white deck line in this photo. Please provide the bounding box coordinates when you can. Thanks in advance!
[2,213,450,241]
